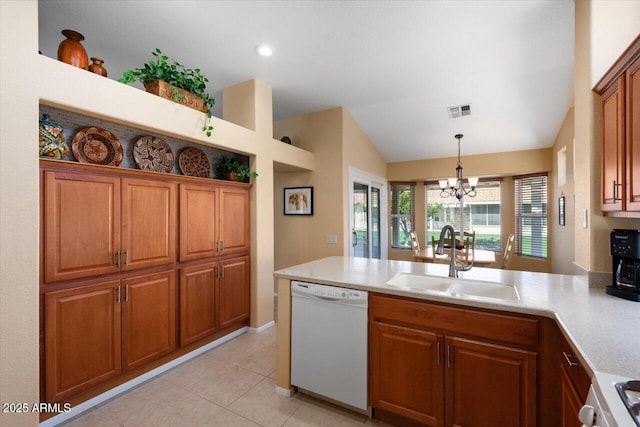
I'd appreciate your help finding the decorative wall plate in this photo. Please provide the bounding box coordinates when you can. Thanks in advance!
[71,127,123,166]
[178,147,210,178]
[133,136,174,173]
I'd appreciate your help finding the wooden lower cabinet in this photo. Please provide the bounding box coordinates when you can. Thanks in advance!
[370,321,444,426]
[370,293,538,427]
[179,262,219,347]
[179,256,250,346]
[44,270,176,402]
[218,256,250,328]
[45,280,122,402]
[121,271,176,371]
[561,365,584,427]
[446,336,537,427]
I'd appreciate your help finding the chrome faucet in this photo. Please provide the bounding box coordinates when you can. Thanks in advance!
[436,225,473,278]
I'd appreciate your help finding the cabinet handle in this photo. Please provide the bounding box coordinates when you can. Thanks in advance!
[220,265,224,278]
[124,250,129,266]
[116,285,121,302]
[220,240,224,251]
[125,284,129,302]
[116,250,121,267]
[613,180,622,202]
[437,342,441,366]
[447,345,451,368]
[563,351,579,367]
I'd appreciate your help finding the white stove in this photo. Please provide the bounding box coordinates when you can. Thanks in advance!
[580,372,639,427]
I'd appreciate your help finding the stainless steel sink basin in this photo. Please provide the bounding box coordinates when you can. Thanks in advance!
[386,273,519,301]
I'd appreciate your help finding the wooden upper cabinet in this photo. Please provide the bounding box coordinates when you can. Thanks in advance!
[121,178,176,270]
[43,171,121,283]
[596,35,640,215]
[179,184,219,262]
[218,256,250,329]
[445,336,537,427]
[219,187,250,256]
[121,270,176,371]
[627,56,640,211]
[45,280,122,402]
[601,75,626,212]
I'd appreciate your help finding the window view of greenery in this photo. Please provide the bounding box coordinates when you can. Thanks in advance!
[515,175,547,258]
[391,184,414,248]
[426,181,502,252]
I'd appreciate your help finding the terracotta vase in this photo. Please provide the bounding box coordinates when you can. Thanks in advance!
[227,172,239,181]
[88,57,107,77]
[57,29,88,70]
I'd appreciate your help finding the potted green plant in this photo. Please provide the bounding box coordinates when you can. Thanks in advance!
[118,49,216,136]
[214,156,258,182]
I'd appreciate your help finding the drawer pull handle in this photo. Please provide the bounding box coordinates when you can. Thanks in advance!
[563,351,579,367]
[116,250,121,267]
[116,285,121,302]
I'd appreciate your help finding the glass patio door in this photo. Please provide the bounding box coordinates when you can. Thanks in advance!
[350,172,385,259]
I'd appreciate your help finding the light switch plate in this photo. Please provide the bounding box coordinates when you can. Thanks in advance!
[582,208,588,228]
[326,234,338,244]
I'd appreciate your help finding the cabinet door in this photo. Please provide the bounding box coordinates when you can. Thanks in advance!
[121,271,176,371]
[370,321,444,426]
[218,256,250,328]
[45,280,121,402]
[627,56,640,211]
[179,262,218,347]
[601,75,626,212]
[121,178,176,270]
[446,336,537,427]
[179,184,219,262]
[43,171,120,283]
[560,364,584,427]
[219,187,250,255]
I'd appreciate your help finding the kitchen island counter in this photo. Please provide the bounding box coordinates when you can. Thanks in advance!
[274,256,640,387]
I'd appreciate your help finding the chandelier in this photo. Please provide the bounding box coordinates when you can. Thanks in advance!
[439,134,478,200]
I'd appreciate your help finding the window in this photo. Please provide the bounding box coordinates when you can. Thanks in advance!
[390,182,414,249]
[514,174,547,258]
[426,180,502,252]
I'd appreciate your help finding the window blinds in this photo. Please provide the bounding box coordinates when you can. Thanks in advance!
[514,174,548,258]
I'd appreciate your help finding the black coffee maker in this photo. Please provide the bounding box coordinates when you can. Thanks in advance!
[607,229,640,302]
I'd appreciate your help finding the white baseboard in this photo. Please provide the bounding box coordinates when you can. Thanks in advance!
[40,327,248,427]
[275,385,296,397]
[248,320,275,334]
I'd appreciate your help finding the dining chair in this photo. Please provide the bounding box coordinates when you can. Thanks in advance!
[501,233,516,269]
[409,232,421,256]
[431,236,453,264]
[458,231,475,263]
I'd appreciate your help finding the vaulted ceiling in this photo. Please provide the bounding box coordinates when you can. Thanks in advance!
[38,0,574,162]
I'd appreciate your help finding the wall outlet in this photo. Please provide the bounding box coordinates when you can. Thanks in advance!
[326,234,338,244]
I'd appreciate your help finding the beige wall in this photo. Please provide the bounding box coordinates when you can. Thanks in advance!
[387,148,554,272]
[550,108,576,275]
[574,1,640,276]
[273,107,388,269]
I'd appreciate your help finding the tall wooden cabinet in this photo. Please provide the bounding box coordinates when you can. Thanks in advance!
[369,293,538,427]
[40,159,251,405]
[596,35,640,216]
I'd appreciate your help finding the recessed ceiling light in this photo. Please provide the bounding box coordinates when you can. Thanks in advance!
[255,45,273,57]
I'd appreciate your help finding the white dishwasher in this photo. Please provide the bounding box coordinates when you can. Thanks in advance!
[291,281,369,413]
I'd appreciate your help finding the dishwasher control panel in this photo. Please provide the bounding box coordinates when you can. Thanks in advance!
[292,281,367,302]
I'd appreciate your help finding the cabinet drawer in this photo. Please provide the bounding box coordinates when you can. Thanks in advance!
[370,293,538,348]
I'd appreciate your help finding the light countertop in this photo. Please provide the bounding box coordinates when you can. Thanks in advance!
[274,256,640,380]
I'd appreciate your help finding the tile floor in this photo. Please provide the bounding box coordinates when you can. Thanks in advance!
[61,326,391,427]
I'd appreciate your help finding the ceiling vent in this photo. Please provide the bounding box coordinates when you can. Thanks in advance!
[448,104,472,119]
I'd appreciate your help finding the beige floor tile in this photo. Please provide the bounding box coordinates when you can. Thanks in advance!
[162,354,231,389]
[60,408,120,427]
[283,402,367,427]
[362,417,395,426]
[252,325,277,346]
[122,390,223,427]
[268,368,277,380]
[201,408,262,427]
[188,363,264,407]
[205,334,265,364]
[235,343,277,376]
[227,377,302,427]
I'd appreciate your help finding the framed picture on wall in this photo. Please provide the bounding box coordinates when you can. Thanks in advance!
[284,187,313,215]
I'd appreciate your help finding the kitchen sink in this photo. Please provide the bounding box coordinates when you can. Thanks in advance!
[386,272,519,301]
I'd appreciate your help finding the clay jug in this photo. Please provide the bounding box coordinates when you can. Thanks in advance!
[57,29,88,70]
[88,57,107,77]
